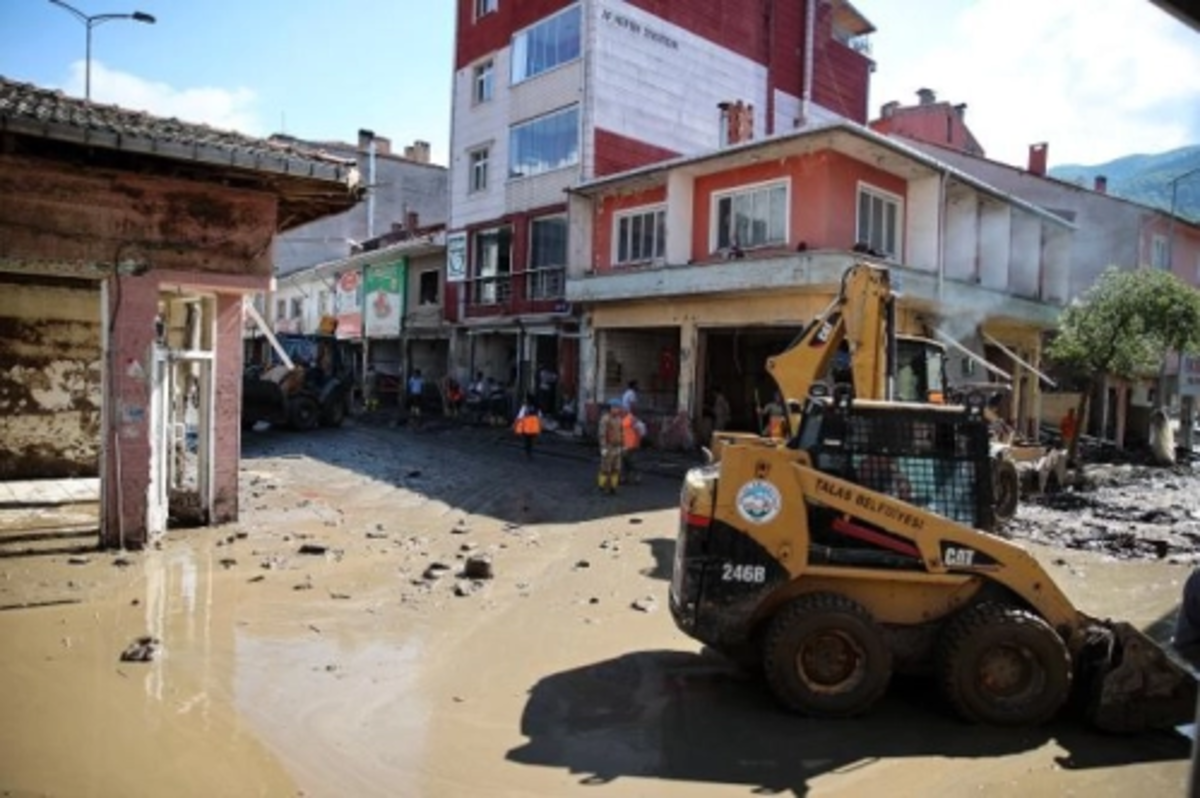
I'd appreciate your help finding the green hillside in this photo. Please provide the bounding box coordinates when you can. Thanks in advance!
[1050,146,1200,222]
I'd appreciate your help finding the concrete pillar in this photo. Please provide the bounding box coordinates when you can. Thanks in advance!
[579,315,599,432]
[677,320,698,416]
[665,172,694,266]
[211,293,245,525]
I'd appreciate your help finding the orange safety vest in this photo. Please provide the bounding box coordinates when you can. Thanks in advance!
[514,412,542,436]
[622,414,641,449]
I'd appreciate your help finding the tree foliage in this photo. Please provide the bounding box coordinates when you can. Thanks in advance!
[1047,267,1200,379]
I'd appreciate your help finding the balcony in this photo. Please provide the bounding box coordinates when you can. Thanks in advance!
[462,267,570,318]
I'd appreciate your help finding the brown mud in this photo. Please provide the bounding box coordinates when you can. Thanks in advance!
[0,423,1195,797]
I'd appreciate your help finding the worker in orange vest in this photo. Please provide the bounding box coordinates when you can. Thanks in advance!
[513,394,542,460]
[621,409,646,485]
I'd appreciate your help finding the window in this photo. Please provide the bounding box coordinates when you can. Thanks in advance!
[474,0,497,20]
[289,297,303,318]
[615,207,666,266]
[275,299,286,319]
[469,147,489,192]
[419,270,439,305]
[474,227,512,304]
[528,216,567,299]
[511,5,581,84]
[473,60,494,104]
[1152,235,1169,269]
[714,182,787,251]
[317,290,329,316]
[856,185,902,259]
[509,106,579,178]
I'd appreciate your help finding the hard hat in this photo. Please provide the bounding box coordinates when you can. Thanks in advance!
[608,398,623,409]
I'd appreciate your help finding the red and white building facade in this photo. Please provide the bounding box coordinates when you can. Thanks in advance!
[447,0,876,410]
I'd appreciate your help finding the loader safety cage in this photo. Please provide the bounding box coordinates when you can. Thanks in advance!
[795,397,995,533]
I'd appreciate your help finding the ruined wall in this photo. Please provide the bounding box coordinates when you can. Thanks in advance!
[0,279,102,479]
[0,157,276,277]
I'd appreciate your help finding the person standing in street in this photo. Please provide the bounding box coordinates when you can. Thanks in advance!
[513,394,543,460]
[598,399,625,495]
[712,386,731,433]
[758,391,786,438]
[621,379,639,415]
[407,369,425,423]
[363,365,379,412]
[621,407,646,485]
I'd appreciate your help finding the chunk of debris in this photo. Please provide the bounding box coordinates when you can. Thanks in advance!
[451,520,470,535]
[574,560,591,570]
[423,562,453,581]
[463,555,494,580]
[247,575,265,583]
[119,636,160,663]
[629,517,643,525]
[298,544,328,556]
[67,555,91,566]
[329,591,351,600]
[112,556,133,568]
[454,581,481,597]
[219,558,237,569]
[366,530,389,540]
[631,596,658,613]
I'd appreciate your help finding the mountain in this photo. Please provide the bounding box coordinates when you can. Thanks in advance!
[1049,145,1200,222]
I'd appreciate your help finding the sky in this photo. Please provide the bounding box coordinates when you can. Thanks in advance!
[0,0,1197,170]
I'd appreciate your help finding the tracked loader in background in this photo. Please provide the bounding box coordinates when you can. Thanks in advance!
[671,264,1196,731]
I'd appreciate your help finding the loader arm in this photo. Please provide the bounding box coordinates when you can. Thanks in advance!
[765,263,893,406]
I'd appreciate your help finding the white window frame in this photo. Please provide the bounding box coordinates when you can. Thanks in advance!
[468,146,489,193]
[472,59,494,104]
[1151,234,1169,269]
[508,105,579,179]
[856,183,904,260]
[710,179,790,253]
[613,205,667,267]
[510,4,582,85]
[474,0,497,21]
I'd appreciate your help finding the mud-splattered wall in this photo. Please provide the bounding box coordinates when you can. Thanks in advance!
[0,280,102,479]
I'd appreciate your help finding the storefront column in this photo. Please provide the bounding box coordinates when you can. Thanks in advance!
[677,320,698,417]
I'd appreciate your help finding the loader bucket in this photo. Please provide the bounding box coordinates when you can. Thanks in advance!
[1079,620,1198,733]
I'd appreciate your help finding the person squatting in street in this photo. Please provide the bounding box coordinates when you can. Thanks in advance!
[513,394,543,460]
[598,399,625,495]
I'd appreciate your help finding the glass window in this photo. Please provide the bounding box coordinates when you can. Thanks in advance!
[289,297,303,318]
[856,185,902,259]
[475,0,497,20]
[1152,235,1169,269]
[529,216,567,269]
[473,227,512,304]
[469,147,489,192]
[714,182,787,250]
[615,207,666,265]
[509,106,579,179]
[473,60,494,104]
[511,5,581,84]
[275,299,286,319]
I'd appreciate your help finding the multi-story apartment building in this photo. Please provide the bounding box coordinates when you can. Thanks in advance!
[869,88,1200,446]
[447,0,877,412]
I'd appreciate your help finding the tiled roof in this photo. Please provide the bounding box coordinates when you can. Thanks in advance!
[0,76,356,182]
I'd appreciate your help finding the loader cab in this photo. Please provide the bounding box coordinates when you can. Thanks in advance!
[895,336,947,404]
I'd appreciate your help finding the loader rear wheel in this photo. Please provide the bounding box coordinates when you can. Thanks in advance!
[992,458,1020,526]
[939,603,1071,726]
[762,592,892,718]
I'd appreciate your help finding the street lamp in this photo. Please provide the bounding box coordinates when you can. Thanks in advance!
[47,0,155,101]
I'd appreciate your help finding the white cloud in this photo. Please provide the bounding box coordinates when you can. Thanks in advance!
[65,61,263,136]
[867,0,1200,167]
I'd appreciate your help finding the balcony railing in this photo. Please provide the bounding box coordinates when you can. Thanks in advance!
[526,266,565,301]
[469,274,513,306]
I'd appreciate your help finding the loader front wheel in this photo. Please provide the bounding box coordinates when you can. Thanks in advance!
[939,603,1071,726]
[763,592,892,718]
[288,395,320,431]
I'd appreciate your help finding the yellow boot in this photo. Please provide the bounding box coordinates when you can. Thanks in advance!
[598,472,608,492]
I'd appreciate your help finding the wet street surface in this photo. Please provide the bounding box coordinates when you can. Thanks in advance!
[1,421,1197,797]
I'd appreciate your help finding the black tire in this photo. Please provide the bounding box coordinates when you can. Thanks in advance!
[993,457,1020,525]
[287,395,320,431]
[762,592,892,718]
[938,603,1071,727]
[320,395,346,427]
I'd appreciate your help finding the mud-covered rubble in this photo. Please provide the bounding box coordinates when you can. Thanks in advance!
[1009,462,1200,562]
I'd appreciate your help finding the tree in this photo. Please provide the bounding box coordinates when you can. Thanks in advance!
[1046,267,1200,463]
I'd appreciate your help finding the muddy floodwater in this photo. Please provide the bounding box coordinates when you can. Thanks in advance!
[1,423,1196,797]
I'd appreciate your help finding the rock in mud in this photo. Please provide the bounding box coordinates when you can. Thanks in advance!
[120,636,160,663]
[631,596,658,613]
[463,555,494,580]
[454,581,481,597]
[298,543,328,556]
[423,562,453,580]
[67,556,90,565]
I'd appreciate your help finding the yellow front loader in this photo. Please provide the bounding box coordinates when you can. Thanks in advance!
[671,390,1196,731]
